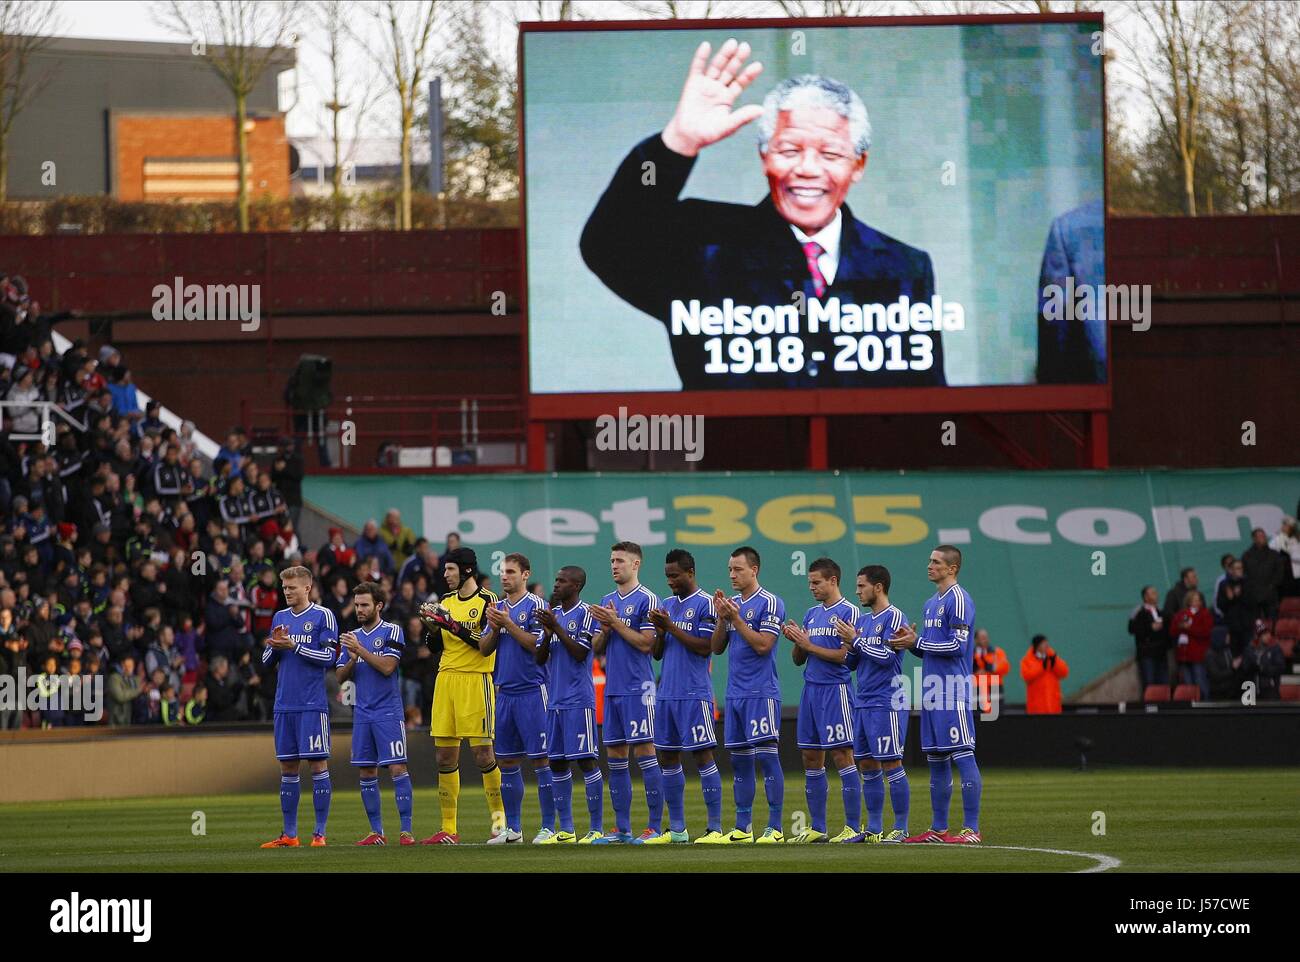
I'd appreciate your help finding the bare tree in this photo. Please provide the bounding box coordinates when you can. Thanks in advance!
[153,1,299,231]
[0,1,62,202]
[622,0,767,17]
[310,0,378,229]
[1115,1,1225,216]
[364,0,442,230]
[774,0,889,15]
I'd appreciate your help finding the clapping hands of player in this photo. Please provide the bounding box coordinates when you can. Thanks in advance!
[887,623,918,650]
[832,617,857,646]
[536,608,559,632]
[340,631,361,655]
[269,624,295,650]
[647,608,671,632]
[661,38,764,158]
[590,603,619,627]
[713,590,739,623]
[782,622,811,650]
[485,606,509,629]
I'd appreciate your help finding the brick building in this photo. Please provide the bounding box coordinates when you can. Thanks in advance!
[6,36,294,201]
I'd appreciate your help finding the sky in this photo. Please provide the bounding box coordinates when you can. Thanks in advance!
[55,1,1149,161]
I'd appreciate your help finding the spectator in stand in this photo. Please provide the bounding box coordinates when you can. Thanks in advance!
[1128,585,1169,692]
[251,566,280,639]
[322,574,356,630]
[150,443,185,508]
[184,684,207,725]
[106,654,141,726]
[354,519,395,578]
[204,654,246,722]
[1205,631,1242,702]
[1020,634,1069,714]
[380,508,417,568]
[1170,590,1212,699]
[1242,527,1284,620]
[971,628,1010,713]
[1240,626,1286,701]
[1162,567,1197,624]
[1215,558,1252,656]
[160,683,181,726]
[318,527,355,579]
[204,580,246,661]
[270,440,304,529]
[1269,517,1300,598]
[174,616,200,683]
[1211,553,1236,619]
[4,367,40,435]
[386,578,418,628]
[144,624,183,692]
[216,430,244,476]
[400,614,435,718]
[0,633,25,729]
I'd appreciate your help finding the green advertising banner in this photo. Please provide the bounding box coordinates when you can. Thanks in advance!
[304,469,1298,704]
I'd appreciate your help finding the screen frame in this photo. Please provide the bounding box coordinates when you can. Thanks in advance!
[518,11,1110,420]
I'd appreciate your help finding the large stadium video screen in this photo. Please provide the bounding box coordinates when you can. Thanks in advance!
[522,17,1106,396]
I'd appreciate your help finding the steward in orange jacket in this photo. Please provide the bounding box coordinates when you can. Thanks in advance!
[1020,635,1069,714]
[972,629,1010,713]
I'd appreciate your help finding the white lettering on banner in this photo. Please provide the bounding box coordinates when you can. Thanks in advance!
[1150,504,1283,543]
[599,497,666,546]
[669,296,964,336]
[422,497,511,544]
[418,495,1287,549]
[516,508,599,546]
[978,505,1051,544]
[1056,508,1146,547]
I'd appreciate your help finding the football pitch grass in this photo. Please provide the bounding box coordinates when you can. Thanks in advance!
[2,768,1296,873]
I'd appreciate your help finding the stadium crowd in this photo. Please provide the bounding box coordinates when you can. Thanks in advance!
[0,280,468,729]
[1129,517,1300,701]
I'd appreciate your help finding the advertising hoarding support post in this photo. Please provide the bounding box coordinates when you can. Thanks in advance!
[527,420,547,472]
[808,416,828,470]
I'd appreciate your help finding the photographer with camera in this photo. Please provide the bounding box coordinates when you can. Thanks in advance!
[1020,634,1069,715]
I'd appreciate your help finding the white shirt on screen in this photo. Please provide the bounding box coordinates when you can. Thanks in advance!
[791,208,842,287]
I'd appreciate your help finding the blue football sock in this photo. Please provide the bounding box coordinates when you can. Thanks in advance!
[280,774,300,837]
[583,768,604,834]
[952,750,982,832]
[608,759,631,834]
[500,765,524,833]
[730,748,756,831]
[638,755,663,832]
[862,769,884,835]
[552,769,575,833]
[756,744,784,831]
[886,766,910,835]
[699,761,723,833]
[839,764,862,832]
[927,753,953,832]
[360,777,383,834]
[392,772,413,834]
[535,765,555,832]
[662,764,687,833]
[311,769,331,837]
[805,769,828,834]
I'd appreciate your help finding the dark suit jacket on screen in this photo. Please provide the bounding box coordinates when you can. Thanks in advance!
[580,133,946,390]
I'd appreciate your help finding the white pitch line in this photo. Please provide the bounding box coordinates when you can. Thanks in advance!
[959,844,1122,873]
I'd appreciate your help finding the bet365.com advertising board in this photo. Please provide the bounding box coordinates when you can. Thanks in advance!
[305,468,1296,704]
[522,16,1105,400]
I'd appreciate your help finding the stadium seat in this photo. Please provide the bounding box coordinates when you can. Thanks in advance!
[1279,684,1300,702]
[1142,684,1171,702]
[1171,684,1200,701]
[1279,597,1300,617]
[1279,637,1296,661]
[1274,618,1300,640]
